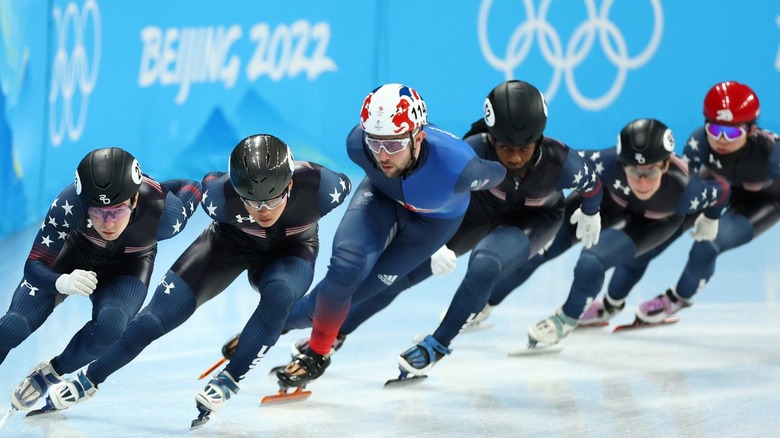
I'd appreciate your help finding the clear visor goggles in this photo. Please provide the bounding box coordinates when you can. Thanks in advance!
[241,187,289,211]
[624,163,665,179]
[364,131,416,155]
[87,204,133,222]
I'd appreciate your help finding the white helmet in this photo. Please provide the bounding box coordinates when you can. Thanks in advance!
[359,83,427,136]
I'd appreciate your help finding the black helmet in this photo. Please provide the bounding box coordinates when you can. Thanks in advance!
[617,118,675,165]
[75,147,143,207]
[483,80,548,146]
[228,134,294,201]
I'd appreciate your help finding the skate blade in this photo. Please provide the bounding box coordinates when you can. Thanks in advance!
[25,398,59,417]
[0,407,16,430]
[190,406,211,430]
[613,317,679,333]
[577,321,609,329]
[198,357,226,380]
[384,374,428,388]
[25,407,60,417]
[260,386,311,405]
[190,415,210,430]
[508,343,563,357]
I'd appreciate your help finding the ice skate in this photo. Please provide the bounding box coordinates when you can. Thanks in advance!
[635,288,691,323]
[260,385,312,405]
[11,359,62,411]
[384,369,429,388]
[528,309,577,346]
[511,309,575,356]
[191,370,239,429]
[385,335,450,387]
[636,288,691,324]
[291,332,347,356]
[579,296,625,327]
[27,370,99,417]
[262,348,329,405]
[613,288,689,332]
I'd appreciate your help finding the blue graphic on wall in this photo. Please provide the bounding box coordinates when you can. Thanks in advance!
[166,87,342,183]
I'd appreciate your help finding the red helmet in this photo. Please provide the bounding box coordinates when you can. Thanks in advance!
[703,81,760,125]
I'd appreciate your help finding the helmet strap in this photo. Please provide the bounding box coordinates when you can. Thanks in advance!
[402,130,422,179]
[514,145,540,178]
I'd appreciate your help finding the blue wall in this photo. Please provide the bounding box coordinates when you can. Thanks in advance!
[1,0,779,239]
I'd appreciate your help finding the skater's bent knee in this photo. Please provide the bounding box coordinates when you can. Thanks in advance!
[329,244,369,284]
[94,306,132,345]
[573,252,605,280]
[259,279,296,326]
[467,251,503,275]
[689,240,719,261]
[122,310,167,350]
[464,251,503,289]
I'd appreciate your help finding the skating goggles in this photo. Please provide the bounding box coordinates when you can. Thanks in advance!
[705,122,747,142]
[87,204,133,222]
[241,188,289,211]
[624,163,665,179]
[364,134,412,155]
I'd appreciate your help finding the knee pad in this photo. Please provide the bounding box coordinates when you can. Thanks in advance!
[573,251,606,285]
[258,279,296,327]
[328,243,369,289]
[0,312,32,351]
[689,241,719,266]
[93,306,132,347]
[464,251,503,290]
[121,310,167,353]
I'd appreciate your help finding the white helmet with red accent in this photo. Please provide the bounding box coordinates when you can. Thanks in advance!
[703,81,760,125]
[359,83,427,136]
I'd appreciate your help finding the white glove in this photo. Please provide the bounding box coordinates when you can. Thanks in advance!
[55,269,98,297]
[690,214,719,241]
[430,245,457,276]
[570,208,601,249]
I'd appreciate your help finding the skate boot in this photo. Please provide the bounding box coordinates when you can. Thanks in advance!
[458,304,494,333]
[579,296,625,326]
[636,288,691,324]
[291,332,347,356]
[191,370,239,429]
[48,370,99,411]
[11,359,62,411]
[195,370,239,414]
[398,335,452,376]
[276,347,331,388]
[528,309,577,346]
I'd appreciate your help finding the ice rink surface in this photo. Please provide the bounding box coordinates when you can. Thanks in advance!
[1,211,779,438]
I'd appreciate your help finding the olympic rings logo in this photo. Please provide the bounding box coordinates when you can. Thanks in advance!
[478,0,664,110]
[49,0,101,146]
